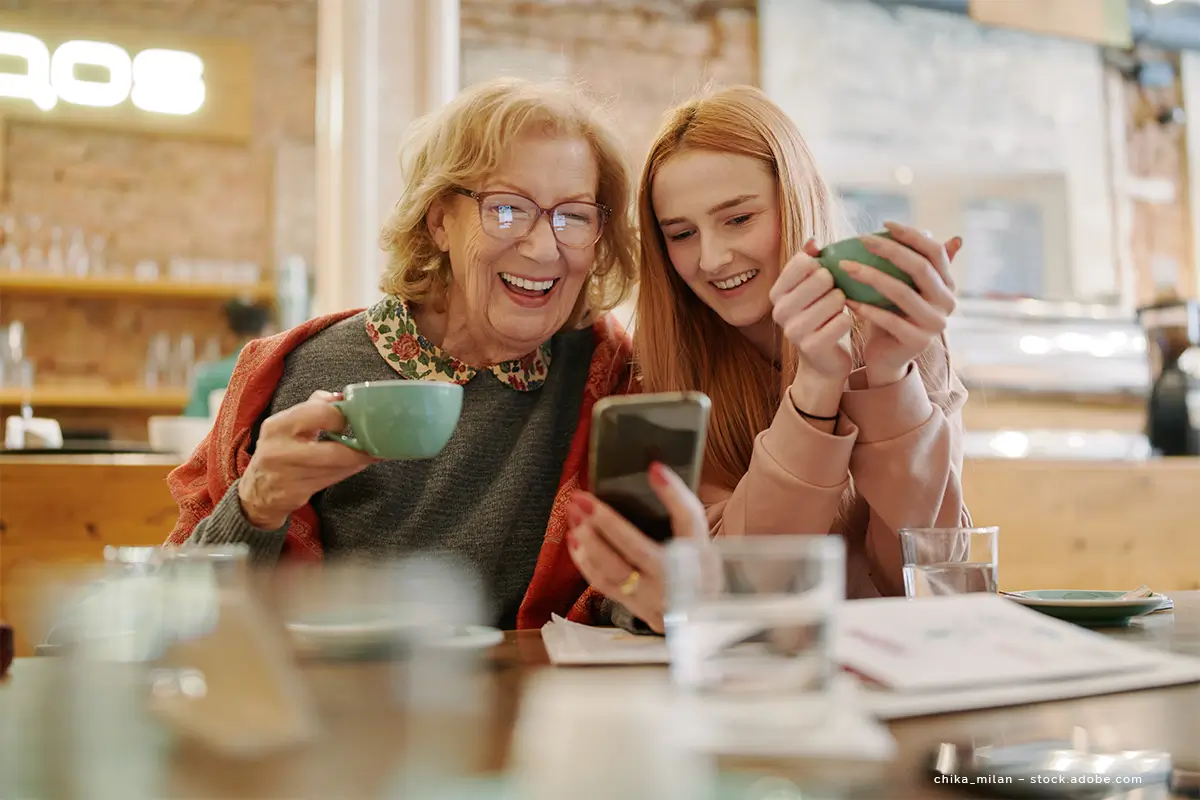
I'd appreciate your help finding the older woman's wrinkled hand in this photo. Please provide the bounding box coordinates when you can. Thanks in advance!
[237,390,380,529]
[566,463,709,633]
[839,222,962,387]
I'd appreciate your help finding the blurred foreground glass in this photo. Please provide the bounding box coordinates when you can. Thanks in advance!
[900,526,999,597]
[665,535,844,696]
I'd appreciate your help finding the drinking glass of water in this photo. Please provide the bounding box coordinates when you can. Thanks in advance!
[900,526,999,598]
[664,535,844,696]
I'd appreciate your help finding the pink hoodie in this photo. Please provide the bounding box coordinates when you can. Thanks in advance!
[701,336,970,599]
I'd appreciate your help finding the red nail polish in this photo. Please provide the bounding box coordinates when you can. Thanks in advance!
[566,504,583,527]
[566,530,579,550]
[649,462,668,487]
[574,494,594,515]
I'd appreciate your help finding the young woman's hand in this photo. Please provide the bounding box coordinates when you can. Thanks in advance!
[566,463,708,634]
[769,238,853,419]
[840,222,962,387]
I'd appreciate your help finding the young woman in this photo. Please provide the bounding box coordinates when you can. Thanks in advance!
[565,85,970,632]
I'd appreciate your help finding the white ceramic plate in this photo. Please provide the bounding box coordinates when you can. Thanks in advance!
[1004,590,1171,627]
[431,625,505,649]
[1005,590,1172,609]
[285,613,504,657]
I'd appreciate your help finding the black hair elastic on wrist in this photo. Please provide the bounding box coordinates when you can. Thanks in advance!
[796,407,839,423]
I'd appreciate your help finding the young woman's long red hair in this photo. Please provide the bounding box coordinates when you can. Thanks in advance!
[633,86,960,497]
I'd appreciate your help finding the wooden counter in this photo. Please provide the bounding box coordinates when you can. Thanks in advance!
[962,455,1200,593]
[0,454,181,656]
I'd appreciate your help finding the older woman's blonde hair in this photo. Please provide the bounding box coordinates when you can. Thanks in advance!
[379,78,638,321]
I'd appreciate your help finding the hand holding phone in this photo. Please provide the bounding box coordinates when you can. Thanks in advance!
[588,392,711,542]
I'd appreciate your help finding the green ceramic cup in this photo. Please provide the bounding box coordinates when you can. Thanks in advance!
[816,231,916,309]
[326,380,463,460]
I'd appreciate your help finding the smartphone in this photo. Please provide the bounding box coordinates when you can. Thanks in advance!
[588,392,712,542]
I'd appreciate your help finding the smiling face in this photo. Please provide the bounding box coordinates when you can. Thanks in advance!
[429,134,600,361]
[651,149,783,332]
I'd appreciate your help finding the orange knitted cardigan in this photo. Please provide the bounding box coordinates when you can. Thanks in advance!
[165,309,631,628]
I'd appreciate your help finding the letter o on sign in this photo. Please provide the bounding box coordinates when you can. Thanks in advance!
[50,40,132,108]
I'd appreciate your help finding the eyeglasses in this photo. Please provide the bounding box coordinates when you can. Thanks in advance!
[452,187,609,249]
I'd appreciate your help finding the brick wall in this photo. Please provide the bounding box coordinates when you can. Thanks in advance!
[0,0,316,437]
[460,0,758,158]
[2,0,317,270]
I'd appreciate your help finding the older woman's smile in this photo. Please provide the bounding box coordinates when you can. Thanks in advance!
[499,271,561,306]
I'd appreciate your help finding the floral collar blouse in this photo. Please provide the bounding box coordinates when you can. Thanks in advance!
[364,295,551,391]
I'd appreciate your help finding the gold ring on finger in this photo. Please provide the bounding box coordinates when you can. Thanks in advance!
[619,570,641,597]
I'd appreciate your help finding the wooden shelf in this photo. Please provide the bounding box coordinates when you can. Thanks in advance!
[0,386,188,409]
[0,272,273,301]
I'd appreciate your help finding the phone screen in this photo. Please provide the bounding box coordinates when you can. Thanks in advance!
[590,394,710,542]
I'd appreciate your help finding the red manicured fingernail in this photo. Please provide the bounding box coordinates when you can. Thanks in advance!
[567,504,583,527]
[649,462,668,487]
[567,530,579,550]
[573,494,594,515]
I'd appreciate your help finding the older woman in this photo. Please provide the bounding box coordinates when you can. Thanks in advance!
[166,78,638,630]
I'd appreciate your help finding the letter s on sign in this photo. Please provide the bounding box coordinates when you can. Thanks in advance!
[131,49,206,115]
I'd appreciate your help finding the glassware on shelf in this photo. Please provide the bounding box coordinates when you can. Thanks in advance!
[167,257,192,283]
[89,234,108,276]
[133,260,159,282]
[1,321,31,387]
[172,333,196,389]
[46,226,65,275]
[22,214,45,273]
[237,262,261,284]
[0,215,18,272]
[144,333,171,389]
[66,228,90,278]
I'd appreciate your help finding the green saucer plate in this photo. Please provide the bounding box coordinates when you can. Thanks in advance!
[1005,590,1171,627]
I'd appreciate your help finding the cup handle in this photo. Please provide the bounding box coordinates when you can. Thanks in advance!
[323,399,367,453]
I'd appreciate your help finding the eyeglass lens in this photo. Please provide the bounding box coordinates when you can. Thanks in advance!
[479,193,601,247]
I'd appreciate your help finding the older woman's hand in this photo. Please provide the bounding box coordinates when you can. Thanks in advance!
[840,222,963,387]
[238,390,380,529]
[566,463,709,633]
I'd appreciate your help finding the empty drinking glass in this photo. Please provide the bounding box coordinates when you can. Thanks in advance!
[900,526,999,598]
[144,333,170,388]
[664,535,844,697]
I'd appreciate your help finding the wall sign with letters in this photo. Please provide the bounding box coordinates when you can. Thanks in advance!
[0,14,252,141]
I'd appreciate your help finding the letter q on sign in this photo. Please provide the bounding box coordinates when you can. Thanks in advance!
[0,30,206,115]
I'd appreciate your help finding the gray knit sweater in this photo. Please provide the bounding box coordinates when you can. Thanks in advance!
[186,312,596,629]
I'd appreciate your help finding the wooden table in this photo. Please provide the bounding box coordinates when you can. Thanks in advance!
[3,595,1200,799]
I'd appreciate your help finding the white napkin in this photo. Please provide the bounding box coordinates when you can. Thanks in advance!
[541,614,765,666]
[541,614,669,665]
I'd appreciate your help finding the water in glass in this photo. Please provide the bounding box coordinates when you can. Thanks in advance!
[903,561,998,597]
[665,536,843,697]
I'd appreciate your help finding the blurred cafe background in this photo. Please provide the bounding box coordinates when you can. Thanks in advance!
[2,0,1200,652]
